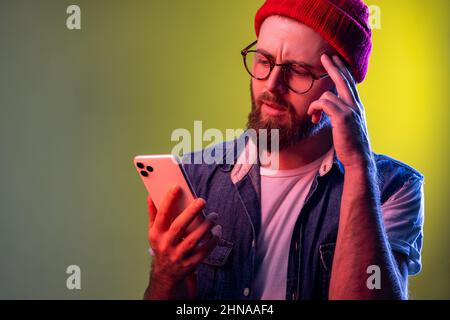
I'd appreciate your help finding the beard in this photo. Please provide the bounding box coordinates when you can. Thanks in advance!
[246,82,330,152]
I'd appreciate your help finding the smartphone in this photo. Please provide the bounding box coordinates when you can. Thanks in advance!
[133,154,205,223]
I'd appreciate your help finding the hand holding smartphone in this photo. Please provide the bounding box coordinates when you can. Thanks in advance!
[134,154,221,299]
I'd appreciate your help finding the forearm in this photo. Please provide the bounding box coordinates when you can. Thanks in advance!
[329,159,403,299]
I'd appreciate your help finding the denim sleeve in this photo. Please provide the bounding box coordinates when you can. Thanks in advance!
[381,177,425,275]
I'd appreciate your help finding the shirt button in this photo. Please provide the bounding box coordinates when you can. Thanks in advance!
[251,240,256,248]
[295,241,299,251]
[292,292,298,300]
[243,288,250,297]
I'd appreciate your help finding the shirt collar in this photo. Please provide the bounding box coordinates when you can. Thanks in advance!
[229,131,344,184]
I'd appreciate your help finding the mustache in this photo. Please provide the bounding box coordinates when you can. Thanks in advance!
[257,91,290,110]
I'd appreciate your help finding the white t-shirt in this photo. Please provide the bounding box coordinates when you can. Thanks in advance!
[252,149,331,300]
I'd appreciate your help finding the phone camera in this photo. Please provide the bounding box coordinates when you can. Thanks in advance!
[140,170,148,177]
[137,162,144,169]
[146,165,154,172]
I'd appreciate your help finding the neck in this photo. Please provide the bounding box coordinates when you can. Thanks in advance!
[261,126,333,170]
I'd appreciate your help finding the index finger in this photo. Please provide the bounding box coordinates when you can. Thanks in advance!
[331,55,360,103]
[320,54,356,106]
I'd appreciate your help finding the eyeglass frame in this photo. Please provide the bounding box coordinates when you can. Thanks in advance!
[241,40,330,94]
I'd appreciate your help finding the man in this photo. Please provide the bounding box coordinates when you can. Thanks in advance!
[144,0,424,300]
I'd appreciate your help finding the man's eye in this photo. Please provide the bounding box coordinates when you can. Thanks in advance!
[290,66,310,76]
[256,58,270,65]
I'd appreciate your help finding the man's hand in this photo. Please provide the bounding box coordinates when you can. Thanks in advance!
[308,54,372,170]
[308,55,405,299]
[144,184,221,300]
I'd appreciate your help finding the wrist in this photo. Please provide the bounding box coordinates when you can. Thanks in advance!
[150,269,184,289]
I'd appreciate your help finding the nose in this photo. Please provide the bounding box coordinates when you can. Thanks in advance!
[264,65,288,94]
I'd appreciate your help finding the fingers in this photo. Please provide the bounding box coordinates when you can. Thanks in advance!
[308,91,345,122]
[321,54,356,106]
[147,195,157,229]
[185,232,220,267]
[331,55,361,105]
[310,110,322,124]
[152,184,181,232]
[176,216,221,258]
[331,55,354,85]
[166,198,208,246]
[320,90,345,106]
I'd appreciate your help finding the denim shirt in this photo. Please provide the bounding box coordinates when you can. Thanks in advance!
[181,131,424,300]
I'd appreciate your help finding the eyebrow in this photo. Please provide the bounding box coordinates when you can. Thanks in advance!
[256,47,321,72]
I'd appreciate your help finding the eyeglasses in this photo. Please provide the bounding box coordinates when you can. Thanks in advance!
[241,40,329,94]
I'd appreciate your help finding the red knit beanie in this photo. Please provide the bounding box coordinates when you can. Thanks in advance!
[255,0,372,83]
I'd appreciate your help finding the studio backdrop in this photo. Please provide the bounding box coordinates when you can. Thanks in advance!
[0,0,448,299]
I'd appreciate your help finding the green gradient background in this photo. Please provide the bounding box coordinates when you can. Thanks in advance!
[0,0,448,299]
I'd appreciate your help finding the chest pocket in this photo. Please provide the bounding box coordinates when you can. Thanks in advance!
[203,238,234,266]
[197,238,234,299]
